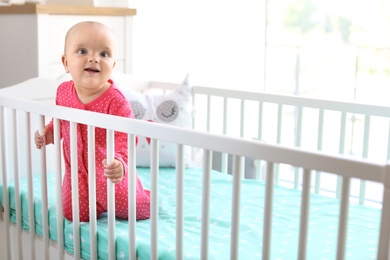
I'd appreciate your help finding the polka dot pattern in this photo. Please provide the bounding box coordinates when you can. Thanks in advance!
[51,80,150,222]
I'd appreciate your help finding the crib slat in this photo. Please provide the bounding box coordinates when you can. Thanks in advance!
[262,162,275,260]
[88,125,97,259]
[107,129,116,260]
[298,168,311,260]
[275,104,283,185]
[256,102,264,180]
[207,95,211,132]
[128,134,137,259]
[221,97,228,173]
[223,97,228,135]
[240,99,245,137]
[230,155,243,259]
[336,176,351,260]
[201,149,212,260]
[53,118,64,260]
[276,104,283,145]
[359,115,370,204]
[39,114,50,260]
[25,112,36,260]
[294,106,303,189]
[70,121,81,259]
[176,144,185,260]
[13,110,23,259]
[150,139,159,260]
[0,106,11,260]
[336,112,347,199]
[315,109,324,194]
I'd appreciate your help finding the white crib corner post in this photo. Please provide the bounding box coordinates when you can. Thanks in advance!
[377,164,390,260]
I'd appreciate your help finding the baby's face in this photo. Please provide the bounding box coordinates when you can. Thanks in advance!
[62,22,116,90]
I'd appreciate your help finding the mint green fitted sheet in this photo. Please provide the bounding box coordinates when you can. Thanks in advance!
[0,168,381,259]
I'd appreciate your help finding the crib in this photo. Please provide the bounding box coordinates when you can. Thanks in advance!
[1,75,390,260]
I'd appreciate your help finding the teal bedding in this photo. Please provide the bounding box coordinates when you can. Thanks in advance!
[0,167,381,259]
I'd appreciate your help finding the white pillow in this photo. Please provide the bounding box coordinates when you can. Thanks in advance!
[119,75,193,167]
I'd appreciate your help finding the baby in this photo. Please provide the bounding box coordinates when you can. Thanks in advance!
[34,21,150,222]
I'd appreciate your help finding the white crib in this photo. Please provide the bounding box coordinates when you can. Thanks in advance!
[1,76,390,259]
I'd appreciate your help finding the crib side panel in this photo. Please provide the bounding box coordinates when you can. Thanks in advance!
[1,93,389,260]
[192,86,390,205]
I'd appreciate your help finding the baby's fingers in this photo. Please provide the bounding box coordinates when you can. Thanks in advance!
[34,131,45,149]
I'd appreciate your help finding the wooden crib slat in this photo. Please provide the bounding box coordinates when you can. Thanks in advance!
[54,118,64,260]
[230,155,243,260]
[276,104,282,145]
[13,109,23,259]
[0,106,11,260]
[336,176,351,260]
[298,168,311,260]
[88,125,97,260]
[207,95,211,132]
[223,97,228,135]
[240,99,245,137]
[275,105,283,185]
[256,102,264,180]
[262,162,275,260]
[336,112,347,199]
[25,112,36,260]
[176,144,185,260]
[359,115,370,204]
[315,109,324,194]
[201,149,212,260]
[70,121,81,259]
[150,138,159,260]
[221,97,228,174]
[106,129,116,260]
[39,114,50,260]
[294,106,303,189]
[128,134,137,259]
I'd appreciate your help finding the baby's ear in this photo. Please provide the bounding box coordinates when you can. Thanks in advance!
[61,54,69,73]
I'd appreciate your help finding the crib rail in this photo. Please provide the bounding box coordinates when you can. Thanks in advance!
[1,94,390,260]
[192,86,390,204]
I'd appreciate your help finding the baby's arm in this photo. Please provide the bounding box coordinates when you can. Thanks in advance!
[34,125,54,149]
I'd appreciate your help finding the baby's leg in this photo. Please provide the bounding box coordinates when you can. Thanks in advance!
[62,174,91,222]
[114,177,151,220]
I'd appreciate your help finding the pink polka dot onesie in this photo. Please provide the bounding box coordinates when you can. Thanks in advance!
[48,80,150,222]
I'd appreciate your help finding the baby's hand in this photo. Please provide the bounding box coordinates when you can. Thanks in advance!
[34,126,53,149]
[102,159,124,184]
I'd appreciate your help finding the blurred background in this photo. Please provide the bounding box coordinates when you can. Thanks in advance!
[131,0,390,105]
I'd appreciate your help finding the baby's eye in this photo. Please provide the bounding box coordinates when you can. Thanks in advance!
[100,51,109,58]
[77,49,87,55]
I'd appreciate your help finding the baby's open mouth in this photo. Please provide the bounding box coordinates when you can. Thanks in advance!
[85,68,100,73]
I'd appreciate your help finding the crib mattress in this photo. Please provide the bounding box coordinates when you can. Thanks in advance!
[0,168,381,259]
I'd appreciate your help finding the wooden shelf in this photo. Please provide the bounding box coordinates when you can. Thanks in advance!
[0,3,136,16]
